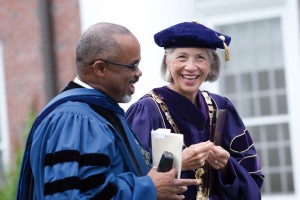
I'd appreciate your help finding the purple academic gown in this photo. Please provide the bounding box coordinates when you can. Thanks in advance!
[125,86,264,200]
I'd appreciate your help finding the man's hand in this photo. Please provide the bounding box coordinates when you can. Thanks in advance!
[148,167,199,200]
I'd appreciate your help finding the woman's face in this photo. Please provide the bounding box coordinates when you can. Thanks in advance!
[166,48,211,99]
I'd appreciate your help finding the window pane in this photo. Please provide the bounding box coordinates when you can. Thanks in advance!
[240,97,254,117]
[248,126,260,143]
[275,68,285,89]
[270,173,281,192]
[260,96,271,115]
[277,94,287,114]
[282,123,290,140]
[223,74,236,94]
[285,146,292,165]
[287,172,295,192]
[258,70,269,91]
[241,73,252,92]
[266,125,277,141]
[268,148,279,166]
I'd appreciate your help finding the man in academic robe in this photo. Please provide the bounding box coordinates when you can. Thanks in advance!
[16,22,199,200]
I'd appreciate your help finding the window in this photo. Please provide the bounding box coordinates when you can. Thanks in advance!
[219,19,286,117]
[249,123,294,194]
[217,17,292,195]
[197,0,300,198]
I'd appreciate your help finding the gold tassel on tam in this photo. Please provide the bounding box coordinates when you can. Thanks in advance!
[218,35,230,61]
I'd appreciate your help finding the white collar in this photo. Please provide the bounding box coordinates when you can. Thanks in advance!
[74,76,94,89]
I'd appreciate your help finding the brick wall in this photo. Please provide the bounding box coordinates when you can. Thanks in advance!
[0,0,80,161]
[51,0,80,90]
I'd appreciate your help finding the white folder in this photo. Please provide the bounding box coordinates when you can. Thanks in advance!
[151,128,183,178]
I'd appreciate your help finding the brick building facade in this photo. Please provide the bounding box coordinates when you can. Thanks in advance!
[0,0,81,169]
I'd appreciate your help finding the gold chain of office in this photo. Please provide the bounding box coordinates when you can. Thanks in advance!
[149,90,214,200]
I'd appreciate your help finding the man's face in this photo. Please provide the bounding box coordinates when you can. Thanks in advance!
[101,34,142,103]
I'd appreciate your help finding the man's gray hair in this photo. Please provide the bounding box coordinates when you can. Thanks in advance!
[76,22,131,70]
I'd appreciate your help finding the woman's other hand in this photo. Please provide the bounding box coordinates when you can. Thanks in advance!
[181,141,214,171]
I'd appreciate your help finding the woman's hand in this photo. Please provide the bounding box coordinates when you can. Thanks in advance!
[181,141,214,171]
[207,145,230,170]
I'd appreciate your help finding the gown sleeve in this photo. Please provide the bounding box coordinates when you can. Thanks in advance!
[125,96,165,156]
[30,102,156,200]
[211,94,264,200]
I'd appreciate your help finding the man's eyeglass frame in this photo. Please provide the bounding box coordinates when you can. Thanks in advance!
[90,59,139,71]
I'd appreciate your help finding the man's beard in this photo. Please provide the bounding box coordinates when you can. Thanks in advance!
[122,95,132,103]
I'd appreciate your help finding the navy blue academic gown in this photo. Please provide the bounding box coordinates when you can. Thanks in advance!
[17,88,155,199]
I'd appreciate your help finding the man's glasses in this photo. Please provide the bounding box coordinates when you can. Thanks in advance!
[90,59,139,71]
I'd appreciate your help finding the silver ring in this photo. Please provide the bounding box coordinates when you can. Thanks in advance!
[214,160,218,164]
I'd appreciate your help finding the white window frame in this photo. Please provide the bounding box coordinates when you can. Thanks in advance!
[0,41,10,175]
[196,0,300,199]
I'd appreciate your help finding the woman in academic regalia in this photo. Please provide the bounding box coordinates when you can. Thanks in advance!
[125,21,264,200]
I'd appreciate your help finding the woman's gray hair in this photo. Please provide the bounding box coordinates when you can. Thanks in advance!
[161,48,221,82]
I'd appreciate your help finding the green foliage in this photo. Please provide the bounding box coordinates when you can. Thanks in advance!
[0,109,36,200]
